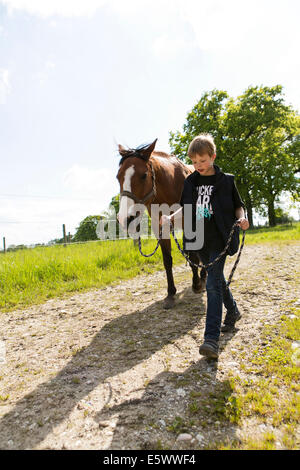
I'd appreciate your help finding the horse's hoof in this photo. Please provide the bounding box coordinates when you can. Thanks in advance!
[163,296,175,309]
[192,279,206,294]
[192,285,202,294]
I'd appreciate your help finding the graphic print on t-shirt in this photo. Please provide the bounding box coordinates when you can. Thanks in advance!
[196,185,214,220]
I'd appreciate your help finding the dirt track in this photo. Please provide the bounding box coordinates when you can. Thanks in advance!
[0,243,299,450]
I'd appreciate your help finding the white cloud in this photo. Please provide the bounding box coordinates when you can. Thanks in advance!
[1,0,181,21]
[152,35,196,59]
[0,69,11,104]
[63,164,118,197]
[174,0,300,112]
[179,0,248,51]
[34,60,56,83]
[1,0,108,17]
[0,196,78,245]
[0,166,119,246]
[45,60,55,69]
[179,0,300,52]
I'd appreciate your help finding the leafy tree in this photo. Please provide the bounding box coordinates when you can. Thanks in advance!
[105,193,153,239]
[100,195,121,237]
[110,194,120,216]
[274,207,294,225]
[7,244,28,252]
[169,89,228,161]
[169,85,300,227]
[73,215,101,242]
[48,237,64,245]
[224,85,299,226]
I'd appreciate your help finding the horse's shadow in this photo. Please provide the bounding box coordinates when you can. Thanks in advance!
[0,286,237,449]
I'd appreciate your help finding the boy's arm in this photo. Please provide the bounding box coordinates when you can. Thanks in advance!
[235,207,249,230]
[232,176,249,230]
[160,177,189,226]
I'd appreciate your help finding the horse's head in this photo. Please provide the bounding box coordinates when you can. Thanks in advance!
[116,139,157,229]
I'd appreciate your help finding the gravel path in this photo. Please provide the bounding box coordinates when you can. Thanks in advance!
[0,243,299,449]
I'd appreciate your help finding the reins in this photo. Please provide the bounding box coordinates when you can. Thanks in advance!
[138,221,246,289]
[138,234,161,258]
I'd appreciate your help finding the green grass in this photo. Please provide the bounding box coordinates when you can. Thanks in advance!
[209,302,300,450]
[0,238,185,312]
[179,287,299,449]
[244,221,300,244]
[0,223,299,312]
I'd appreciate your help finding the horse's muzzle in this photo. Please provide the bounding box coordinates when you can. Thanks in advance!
[117,214,137,231]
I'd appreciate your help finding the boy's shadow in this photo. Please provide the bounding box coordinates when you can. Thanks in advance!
[96,348,239,450]
[0,285,237,449]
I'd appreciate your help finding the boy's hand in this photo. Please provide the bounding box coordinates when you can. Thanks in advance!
[159,215,172,226]
[237,217,249,230]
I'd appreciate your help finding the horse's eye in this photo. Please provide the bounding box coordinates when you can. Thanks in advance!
[141,173,147,180]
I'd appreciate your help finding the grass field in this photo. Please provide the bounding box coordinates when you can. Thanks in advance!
[0,238,183,311]
[0,222,299,312]
[243,221,300,244]
[213,308,300,450]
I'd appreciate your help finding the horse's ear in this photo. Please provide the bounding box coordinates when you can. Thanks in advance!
[140,139,158,161]
[118,144,127,156]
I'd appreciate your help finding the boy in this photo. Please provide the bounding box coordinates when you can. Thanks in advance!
[161,134,249,359]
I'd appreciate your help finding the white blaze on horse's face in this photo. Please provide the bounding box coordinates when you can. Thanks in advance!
[118,164,136,228]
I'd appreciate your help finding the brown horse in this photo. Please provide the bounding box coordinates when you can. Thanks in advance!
[116,139,206,308]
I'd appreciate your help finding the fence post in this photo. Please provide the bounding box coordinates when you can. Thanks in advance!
[63,224,67,247]
[3,237,6,253]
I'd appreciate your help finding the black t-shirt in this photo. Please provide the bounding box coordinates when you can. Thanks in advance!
[180,172,222,251]
[194,173,222,249]
[180,166,245,255]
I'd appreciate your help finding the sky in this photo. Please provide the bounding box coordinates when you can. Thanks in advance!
[0,0,299,246]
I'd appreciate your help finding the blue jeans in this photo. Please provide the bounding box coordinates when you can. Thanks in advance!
[200,245,237,342]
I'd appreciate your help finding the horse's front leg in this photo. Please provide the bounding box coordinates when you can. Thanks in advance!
[160,238,176,309]
[187,251,207,293]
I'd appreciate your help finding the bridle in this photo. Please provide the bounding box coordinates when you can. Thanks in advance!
[120,160,157,205]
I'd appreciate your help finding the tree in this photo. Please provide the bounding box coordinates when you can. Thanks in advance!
[274,207,294,225]
[73,215,101,242]
[169,89,228,161]
[101,193,152,239]
[100,195,121,238]
[169,85,300,227]
[108,194,120,216]
[224,85,300,226]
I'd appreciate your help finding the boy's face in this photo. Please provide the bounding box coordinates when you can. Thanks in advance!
[190,153,216,176]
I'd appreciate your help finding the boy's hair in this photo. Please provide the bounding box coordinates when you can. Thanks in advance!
[188,134,216,158]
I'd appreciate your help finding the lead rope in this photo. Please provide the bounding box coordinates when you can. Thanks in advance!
[138,221,245,289]
[138,233,161,258]
[170,221,245,290]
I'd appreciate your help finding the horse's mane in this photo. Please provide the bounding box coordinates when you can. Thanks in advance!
[118,144,179,166]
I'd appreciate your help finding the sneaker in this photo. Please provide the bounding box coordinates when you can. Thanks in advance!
[199,339,219,359]
[221,308,242,333]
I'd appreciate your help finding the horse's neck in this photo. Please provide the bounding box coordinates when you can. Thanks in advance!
[151,154,191,173]
[149,155,191,206]
[151,155,192,178]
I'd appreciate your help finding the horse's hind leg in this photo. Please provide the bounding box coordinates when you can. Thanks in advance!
[188,251,207,293]
[160,238,176,309]
[199,266,207,290]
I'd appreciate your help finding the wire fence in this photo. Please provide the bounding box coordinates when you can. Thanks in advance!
[0,212,179,253]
